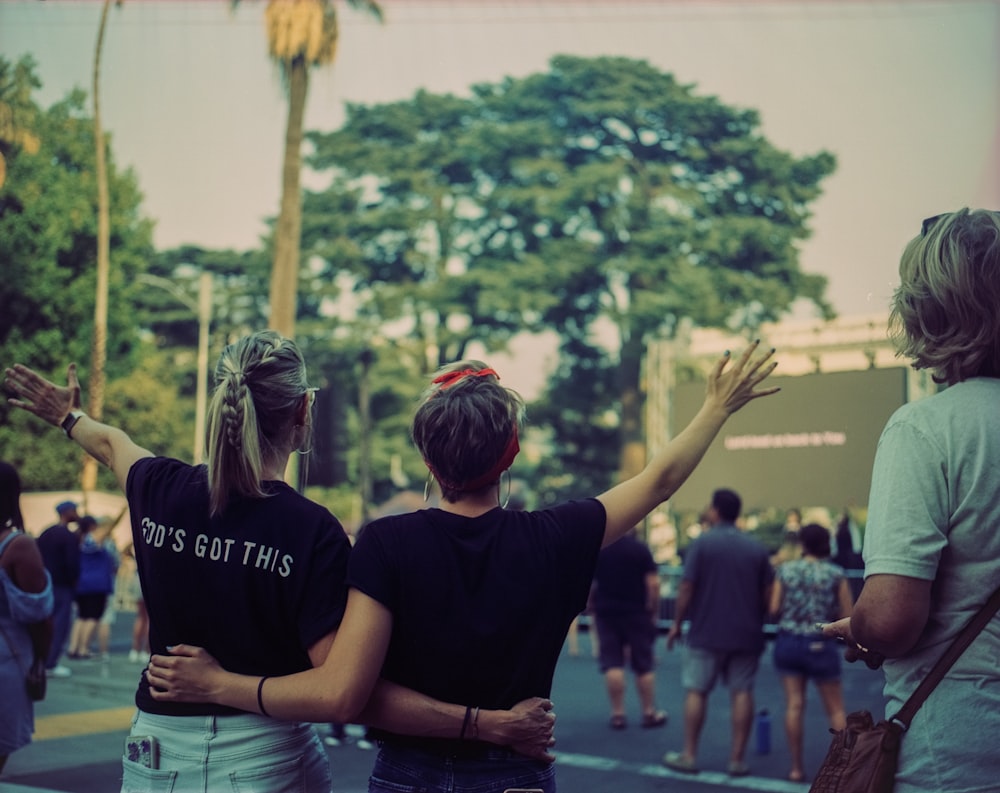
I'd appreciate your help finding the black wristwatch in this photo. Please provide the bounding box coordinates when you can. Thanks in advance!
[60,410,86,438]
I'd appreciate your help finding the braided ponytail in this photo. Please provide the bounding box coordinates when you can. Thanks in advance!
[205,331,311,515]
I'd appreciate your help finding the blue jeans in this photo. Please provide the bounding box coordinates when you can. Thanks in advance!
[369,743,555,793]
[121,709,331,793]
[45,585,74,669]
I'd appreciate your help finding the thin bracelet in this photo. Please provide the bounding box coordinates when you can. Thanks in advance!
[459,705,472,739]
[257,676,271,717]
[470,706,480,740]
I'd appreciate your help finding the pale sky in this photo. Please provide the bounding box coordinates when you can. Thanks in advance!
[3,0,998,324]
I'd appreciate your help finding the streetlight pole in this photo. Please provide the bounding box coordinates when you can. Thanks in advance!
[136,272,213,464]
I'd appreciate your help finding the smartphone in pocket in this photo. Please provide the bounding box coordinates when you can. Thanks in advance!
[125,735,159,769]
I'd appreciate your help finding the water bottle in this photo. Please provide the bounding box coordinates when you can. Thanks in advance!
[755,708,771,755]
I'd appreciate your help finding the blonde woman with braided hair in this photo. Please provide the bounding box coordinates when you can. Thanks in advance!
[5,330,554,792]
[141,342,779,793]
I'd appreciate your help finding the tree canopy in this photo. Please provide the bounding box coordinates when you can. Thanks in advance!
[300,54,836,491]
[0,55,158,491]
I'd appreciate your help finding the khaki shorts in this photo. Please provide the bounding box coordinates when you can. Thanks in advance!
[681,645,760,692]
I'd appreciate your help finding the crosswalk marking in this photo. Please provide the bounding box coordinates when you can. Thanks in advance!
[34,707,135,740]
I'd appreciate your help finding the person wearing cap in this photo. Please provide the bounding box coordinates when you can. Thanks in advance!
[144,342,779,793]
[35,500,80,678]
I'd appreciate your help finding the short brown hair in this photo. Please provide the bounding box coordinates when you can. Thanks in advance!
[412,361,525,502]
[889,208,1000,385]
[800,523,831,559]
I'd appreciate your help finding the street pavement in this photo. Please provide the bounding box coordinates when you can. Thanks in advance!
[1,618,887,793]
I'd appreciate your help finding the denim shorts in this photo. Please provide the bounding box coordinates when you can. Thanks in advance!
[369,742,556,793]
[681,645,760,693]
[121,709,331,793]
[772,631,841,681]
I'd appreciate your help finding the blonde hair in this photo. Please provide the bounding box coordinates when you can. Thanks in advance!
[412,360,525,502]
[204,331,312,515]
[889,208,1000,385]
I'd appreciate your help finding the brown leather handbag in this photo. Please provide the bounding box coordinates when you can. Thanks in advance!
[809,584,1000,793]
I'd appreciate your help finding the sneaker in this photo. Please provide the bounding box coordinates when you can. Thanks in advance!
[323,736,343,747]
[356,738,376,751]
[128,650,140,663]
[49,665,72,678]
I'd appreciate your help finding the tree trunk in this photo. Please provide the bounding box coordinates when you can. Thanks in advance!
[83,0,113,501]
[269,58,308,339]
[616,332,646,483]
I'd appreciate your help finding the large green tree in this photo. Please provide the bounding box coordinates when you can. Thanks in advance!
[303,55,835,485]
[0,56,155,492]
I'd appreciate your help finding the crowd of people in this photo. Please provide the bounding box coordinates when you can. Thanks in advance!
[1,206,997,793]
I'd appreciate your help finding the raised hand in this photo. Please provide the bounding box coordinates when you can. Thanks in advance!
[5,363,81,426]
[705,340,780,416]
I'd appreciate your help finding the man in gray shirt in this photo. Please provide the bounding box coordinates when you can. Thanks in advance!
[663,488,773,776]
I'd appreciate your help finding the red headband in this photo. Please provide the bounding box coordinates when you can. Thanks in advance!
[425,427,520,493]
[432,367,499,390]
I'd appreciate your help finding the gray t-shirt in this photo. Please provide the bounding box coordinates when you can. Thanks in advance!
[682,524,773,654]
[864,377,1000,792]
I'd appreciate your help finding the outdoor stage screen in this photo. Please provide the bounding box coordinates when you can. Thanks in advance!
[669,367,908,514]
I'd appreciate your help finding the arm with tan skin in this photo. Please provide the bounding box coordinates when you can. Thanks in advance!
[4,535,54,662]
[666,578,694,650]
[596,342,779,549]
[821,574,931,667]
[836,577,854,621]
[4,364,152,490]
[768,578,784,621]
[147,588,557,760]
[645,571,660,619]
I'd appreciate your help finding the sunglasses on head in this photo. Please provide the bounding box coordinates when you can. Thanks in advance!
[921,214,947,237]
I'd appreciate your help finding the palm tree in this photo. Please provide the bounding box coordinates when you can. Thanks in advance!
[82,0,118,498]
[263,0,382,338]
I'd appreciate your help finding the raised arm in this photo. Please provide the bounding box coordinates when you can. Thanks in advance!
[4,363,152,490]
[597,342,779,548]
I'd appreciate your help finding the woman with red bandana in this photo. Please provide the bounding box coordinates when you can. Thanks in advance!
[147,344,778,793]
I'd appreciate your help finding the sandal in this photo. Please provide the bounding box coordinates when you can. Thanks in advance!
[727,760,751,777]
[608,715,627,730]
[662,751,698,774]
[641,710,668,729]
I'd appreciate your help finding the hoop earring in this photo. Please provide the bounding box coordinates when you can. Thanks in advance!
[424,471,435,503]
[500,469,511,509]
[294,424,312,455]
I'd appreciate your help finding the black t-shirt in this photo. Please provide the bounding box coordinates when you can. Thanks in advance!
[348,498,606,747]
[591,534,658,616]
[127,457,351,716]
[37,523,80,588]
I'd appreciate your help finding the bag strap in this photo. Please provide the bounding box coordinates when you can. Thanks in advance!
[893,583,1000,728]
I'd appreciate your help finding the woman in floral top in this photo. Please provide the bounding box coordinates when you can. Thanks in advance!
[769,522,853,782]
